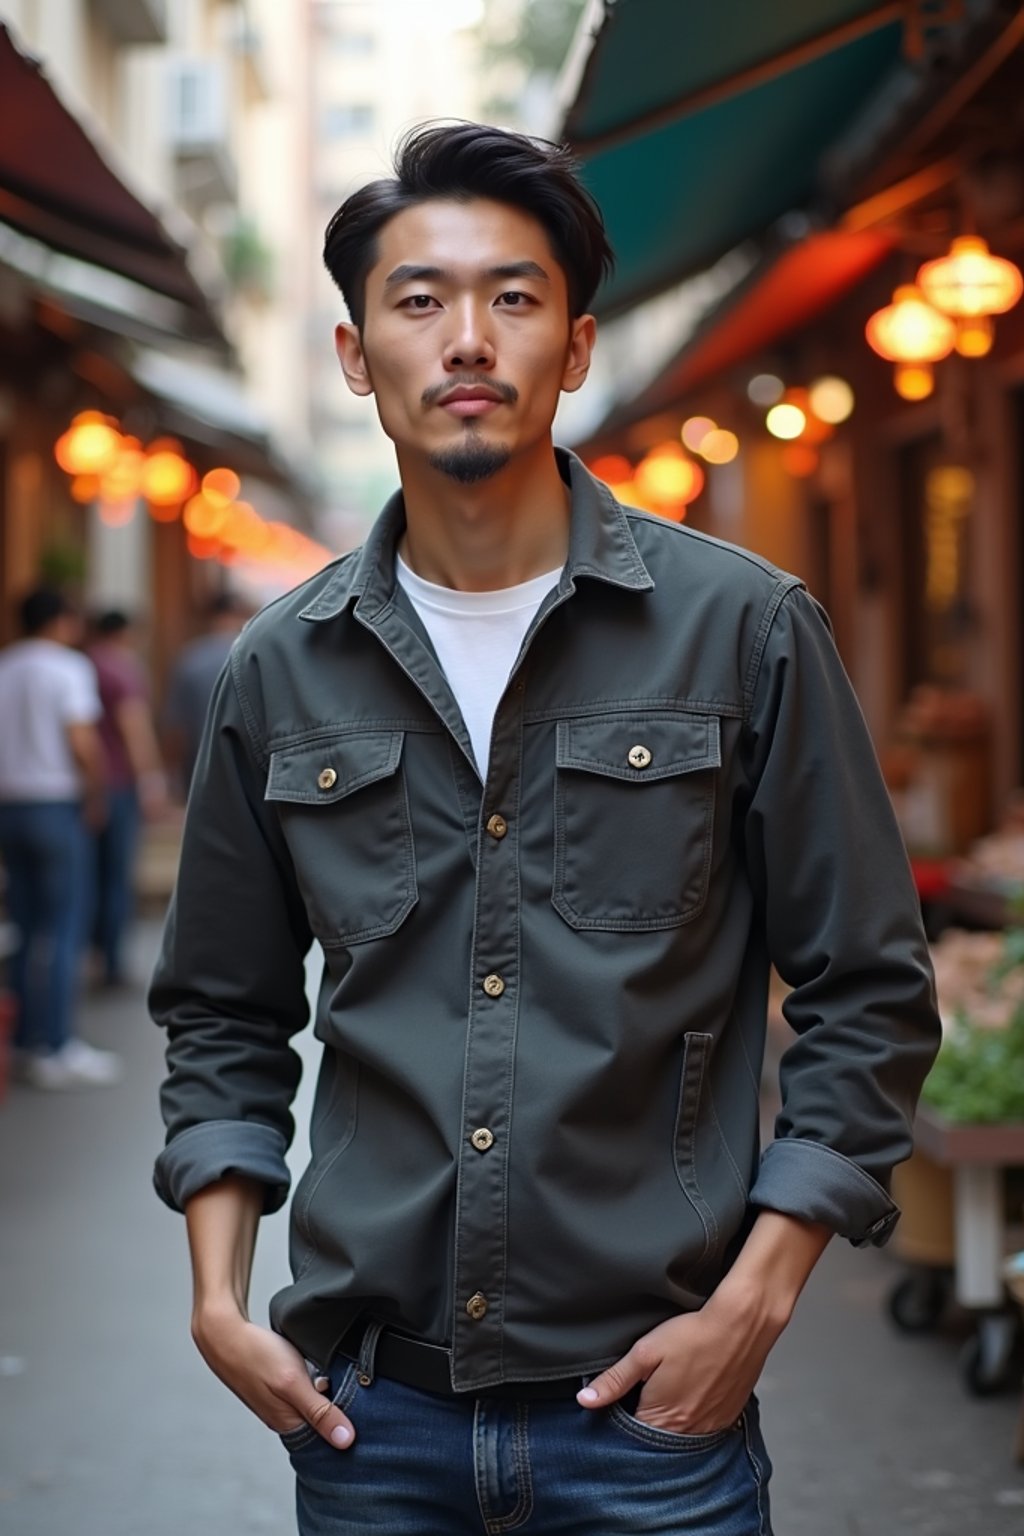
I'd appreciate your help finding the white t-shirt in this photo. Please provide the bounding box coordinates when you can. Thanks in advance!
[396,555,561,776]
[0,639,101,801]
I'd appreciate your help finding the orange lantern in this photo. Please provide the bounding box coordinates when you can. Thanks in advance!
[55,411,121,477]
[918,236,1023,356]
[588,454,632,486]
[141,439,196,508]
[70,474,101,504]
[183,492,229,539]
[780,387,833,445]
[680,416,716,454]
[919,236,1023,313]
[186,533,221,561]
[699,429,740,465]
[634,443,705,511]
[99,435,144,505]
[865,284,956,397]
[202,467,241,506]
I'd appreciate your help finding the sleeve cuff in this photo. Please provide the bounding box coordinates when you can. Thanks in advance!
[749,1137,900,1247]
[154,1120,291,1215]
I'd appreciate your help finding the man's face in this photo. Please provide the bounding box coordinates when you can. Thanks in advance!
[335,198,595,484]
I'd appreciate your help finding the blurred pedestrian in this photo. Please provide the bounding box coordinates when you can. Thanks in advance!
[152,123,941,1534]
[87,609,167,988]
[0,587,121,1088]
[163,593,249,797]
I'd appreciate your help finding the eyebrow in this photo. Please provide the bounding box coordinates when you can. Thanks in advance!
[383,260,551,289]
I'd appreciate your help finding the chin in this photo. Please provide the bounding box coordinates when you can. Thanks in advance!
[428,437,512,485]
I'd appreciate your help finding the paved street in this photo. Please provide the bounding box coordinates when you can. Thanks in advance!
[1,917,1022,1535]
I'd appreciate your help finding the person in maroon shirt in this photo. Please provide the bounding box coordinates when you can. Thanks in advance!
[87,611,166,986]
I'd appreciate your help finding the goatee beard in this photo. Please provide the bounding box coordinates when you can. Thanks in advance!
[428,439,511,484]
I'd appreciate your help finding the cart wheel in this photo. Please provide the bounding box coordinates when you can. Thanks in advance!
[959,1312,1021,1397]
[887,1270,949,1333]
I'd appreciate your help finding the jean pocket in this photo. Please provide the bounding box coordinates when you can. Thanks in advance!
[278,1360,359,1454]
[606,1392,743,1453]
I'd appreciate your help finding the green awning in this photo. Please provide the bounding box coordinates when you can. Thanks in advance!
[562,0,919,317]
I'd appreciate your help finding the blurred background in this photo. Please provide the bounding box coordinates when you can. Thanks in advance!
[1,1,1024,1532]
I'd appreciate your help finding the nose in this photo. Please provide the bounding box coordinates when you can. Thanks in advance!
[443,298,495,372]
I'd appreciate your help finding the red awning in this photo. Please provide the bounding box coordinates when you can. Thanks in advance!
[590,229,894,444]
[0,23,211,315]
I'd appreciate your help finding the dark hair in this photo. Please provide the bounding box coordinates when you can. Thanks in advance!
[95,609,131,637]
[19,586,74,637]
[323,121,614,327]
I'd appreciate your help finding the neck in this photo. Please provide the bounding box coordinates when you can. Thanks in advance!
[396,441,570,591]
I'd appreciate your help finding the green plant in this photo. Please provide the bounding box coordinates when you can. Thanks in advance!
[922,886,1024,1123]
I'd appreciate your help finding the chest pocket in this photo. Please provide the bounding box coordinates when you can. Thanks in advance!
[552,712,720,931]
[266,731,417,947]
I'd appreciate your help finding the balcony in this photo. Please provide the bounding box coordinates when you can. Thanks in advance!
[93,0,168,45]
[166,57,238,211]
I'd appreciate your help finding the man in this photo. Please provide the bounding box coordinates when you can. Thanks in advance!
[152,124,940,1534]
[0,587,121,1089]
[87,610,166,987]
[162,591,249,797]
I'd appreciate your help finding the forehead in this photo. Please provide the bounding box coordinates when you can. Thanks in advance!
[367,197,564,290]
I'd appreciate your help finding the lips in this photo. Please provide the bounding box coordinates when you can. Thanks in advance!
[438,386,505,419]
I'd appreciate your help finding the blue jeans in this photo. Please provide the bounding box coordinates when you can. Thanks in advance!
[0,801,88,1054]
[279,1353,773,1534]
[90,785,140,982]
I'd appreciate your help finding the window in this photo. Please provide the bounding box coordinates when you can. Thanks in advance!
[332,32,375,56]
[322,103,375,138]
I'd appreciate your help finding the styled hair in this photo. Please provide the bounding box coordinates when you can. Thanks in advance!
[19,586,74,636]
[323,121,614,327]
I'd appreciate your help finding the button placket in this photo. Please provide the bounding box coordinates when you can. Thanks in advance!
[451,692,527,1390]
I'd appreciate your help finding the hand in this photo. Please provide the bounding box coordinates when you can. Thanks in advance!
[192,1308,356,1449]
[576,1295,784,1436]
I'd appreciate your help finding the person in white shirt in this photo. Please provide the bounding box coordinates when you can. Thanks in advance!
[0,587,122,1089]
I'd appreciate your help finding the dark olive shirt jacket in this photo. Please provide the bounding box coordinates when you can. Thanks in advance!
[151,449,940,1392]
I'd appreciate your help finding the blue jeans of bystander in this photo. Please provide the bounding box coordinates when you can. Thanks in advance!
[0,800,88,1054]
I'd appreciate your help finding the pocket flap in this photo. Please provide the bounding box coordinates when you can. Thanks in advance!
[556,713,720,783]
[266,731,403,805]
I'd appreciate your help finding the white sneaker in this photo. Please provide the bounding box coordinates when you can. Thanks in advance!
[24,1039,123,1090]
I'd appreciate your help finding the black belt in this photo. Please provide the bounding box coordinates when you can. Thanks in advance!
[337,1318,583,1400]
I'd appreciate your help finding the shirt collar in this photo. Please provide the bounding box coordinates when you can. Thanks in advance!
[298,447,654,624]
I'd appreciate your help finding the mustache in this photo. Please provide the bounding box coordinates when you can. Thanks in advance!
[421,375,519,407]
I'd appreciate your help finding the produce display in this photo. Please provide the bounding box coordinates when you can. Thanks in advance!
[922,895,1024,1124]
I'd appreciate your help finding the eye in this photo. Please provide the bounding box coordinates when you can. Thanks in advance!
[400,294,439,310]
[496,291,533,307]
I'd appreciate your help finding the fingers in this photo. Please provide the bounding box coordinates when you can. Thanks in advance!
[285,1372,356,1450]
[576,1343,650,1409]
[307,1393,356,1449]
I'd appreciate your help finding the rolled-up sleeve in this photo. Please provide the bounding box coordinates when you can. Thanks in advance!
[150,651,313,1214]
[743,586,941,1245]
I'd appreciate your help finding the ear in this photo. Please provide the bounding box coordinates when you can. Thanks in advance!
[561,313,597,395]
[335,322,375,397]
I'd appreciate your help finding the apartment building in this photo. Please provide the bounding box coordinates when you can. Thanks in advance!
[306,0,485,539]
[0,0,315,659]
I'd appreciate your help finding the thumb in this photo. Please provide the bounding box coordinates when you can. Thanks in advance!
[300,1384,357,1450]
[576,1346,648,1410]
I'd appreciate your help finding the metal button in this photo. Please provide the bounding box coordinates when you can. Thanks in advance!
[470,1127,495,1152]
[356,1371,372,1387]
[318,767,338,790]
[482,973,505,998]
[485,813,508,840]
[627,744,652,769]
[466,1292,488,1321]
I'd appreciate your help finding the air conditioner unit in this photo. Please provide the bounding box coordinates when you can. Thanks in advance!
[166,58,236,208]
[167,58,229,149]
